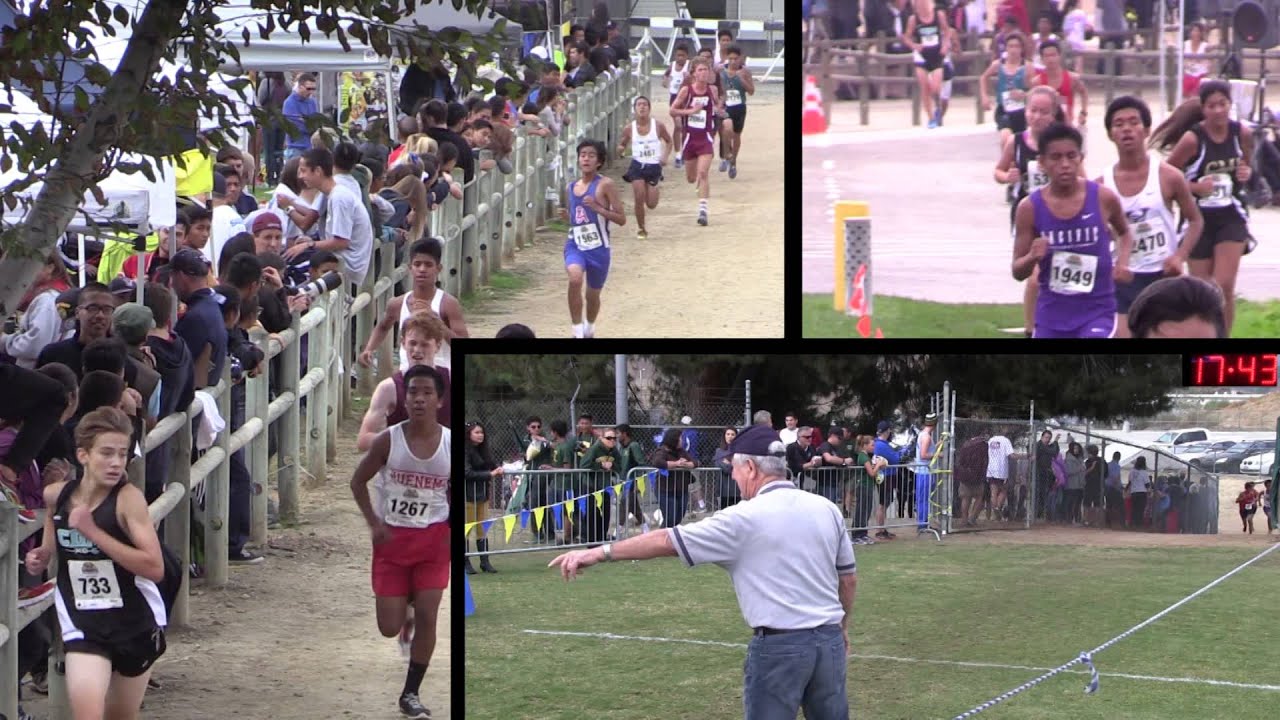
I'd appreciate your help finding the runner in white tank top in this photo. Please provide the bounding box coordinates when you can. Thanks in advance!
[359,238,467,373]
[350,365,450,719]
[617,97,672,239]
[664,44,692,170]
[1098,95,1204,337]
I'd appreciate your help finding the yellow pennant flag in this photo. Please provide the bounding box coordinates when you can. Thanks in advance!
[613,483,624,498]
[465,522,476,536]
[638,475,647,497]
[533,506,545,530]
[565,499,574,519]
[594,491,604,512]
[503,514,517,543]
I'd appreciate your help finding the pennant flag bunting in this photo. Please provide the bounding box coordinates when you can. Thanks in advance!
[520,509,530,529]
[533,506,545,530]
[503,514,517,542]
[594,490,604,512]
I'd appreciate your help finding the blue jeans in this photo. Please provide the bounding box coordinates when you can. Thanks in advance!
[657,491,687,529]
[915,469,931,529]
[743,624,849,720]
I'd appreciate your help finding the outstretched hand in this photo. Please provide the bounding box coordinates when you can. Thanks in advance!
[548,548,601,581]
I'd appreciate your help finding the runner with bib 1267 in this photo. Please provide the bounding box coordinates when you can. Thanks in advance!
[1012,123,1135,338]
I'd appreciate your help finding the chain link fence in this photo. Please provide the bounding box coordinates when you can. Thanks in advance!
[464,387,751,466]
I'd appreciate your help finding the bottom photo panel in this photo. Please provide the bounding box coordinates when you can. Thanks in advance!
[461,353,1280,720]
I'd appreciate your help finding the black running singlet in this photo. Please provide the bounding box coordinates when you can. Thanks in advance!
[53,479,166,644]
[1185,121,1247,220]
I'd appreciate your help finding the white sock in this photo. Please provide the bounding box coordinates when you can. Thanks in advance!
[572,323,584,338]
[699,199,708,212]
[584,321,595,337]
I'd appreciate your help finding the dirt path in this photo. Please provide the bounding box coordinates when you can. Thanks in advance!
[27,413,452,719]
[467,84,785,338]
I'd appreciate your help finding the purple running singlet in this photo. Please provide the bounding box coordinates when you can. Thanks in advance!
[1030,180,1117,338]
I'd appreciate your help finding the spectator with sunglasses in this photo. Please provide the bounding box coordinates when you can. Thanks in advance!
[577,428,624,545]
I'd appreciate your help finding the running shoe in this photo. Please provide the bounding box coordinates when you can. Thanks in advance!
[0,483,36,523]
[874,530,895,540]
[728,162,737,180]
[398,618,415,659]
[697,209,708,226]
[927,118,939,129]
[719,158,728,172]
[637,229,647,240]
[17,580,54,610]
[674,157,683,169]
[229,548,265,565]
[400,692,430,719]
[26,670,47,695]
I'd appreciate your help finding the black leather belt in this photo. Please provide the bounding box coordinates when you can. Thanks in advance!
[753,625,828,637]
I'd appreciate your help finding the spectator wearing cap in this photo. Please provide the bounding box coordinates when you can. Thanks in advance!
[815,427,853,508]
[36,282,119,382]
[251,212,285,256]
[872,421,902,541]
[110,304,164,424]
[169,248,226,389]
[551,423,857,720]
[577,428,624,545]
[606,20,629,64]
[913,413,939,533]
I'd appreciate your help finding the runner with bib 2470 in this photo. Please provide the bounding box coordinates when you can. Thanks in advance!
[1099,95,1204,337]
[1012,123,1135,338]
[562,139,626,339]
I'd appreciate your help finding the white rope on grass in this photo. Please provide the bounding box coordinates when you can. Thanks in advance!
[949,541,1280,719]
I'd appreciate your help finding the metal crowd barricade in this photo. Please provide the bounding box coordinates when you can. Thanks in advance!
[473,468,616,555]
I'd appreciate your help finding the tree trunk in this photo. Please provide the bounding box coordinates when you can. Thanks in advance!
[0,0,188,317]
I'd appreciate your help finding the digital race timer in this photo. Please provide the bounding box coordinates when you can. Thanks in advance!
[1183,354,1279,387]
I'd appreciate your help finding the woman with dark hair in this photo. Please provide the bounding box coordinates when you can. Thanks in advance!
[1063,441,1085,525]
[271,156,323,243]
[463,422,501,574]
[647,427,697,528]
[1127,455,1151,529]
[1150,80,1254,336]
[711,427,739,510]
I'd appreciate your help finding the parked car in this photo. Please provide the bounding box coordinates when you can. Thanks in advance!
[1172,440,1236,463]
[1148,428,1211,451]
[1240,451,1275,476]
[1191,440,1277,474]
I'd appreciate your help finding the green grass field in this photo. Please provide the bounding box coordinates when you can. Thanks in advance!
[802,294,1280,339]
[465,537,1280,720]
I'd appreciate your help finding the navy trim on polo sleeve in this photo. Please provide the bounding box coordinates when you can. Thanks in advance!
[670,527,694,567]
[837,562,857,574]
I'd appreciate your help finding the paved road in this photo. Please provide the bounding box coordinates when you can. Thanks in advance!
[802,98,1280,304]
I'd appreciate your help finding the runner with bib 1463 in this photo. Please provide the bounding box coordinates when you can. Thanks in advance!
[1012,123,1135,338]
[617,96,672,240]
[562,139,625,339]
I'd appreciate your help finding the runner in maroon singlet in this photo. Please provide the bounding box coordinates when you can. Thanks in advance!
[671,57,720,227]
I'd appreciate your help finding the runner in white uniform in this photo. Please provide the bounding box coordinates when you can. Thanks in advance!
[350,365,450,720]
[617,97,672,240]
[664,44,691,169]
[359,237,466,371]
[1098,95,1204,337]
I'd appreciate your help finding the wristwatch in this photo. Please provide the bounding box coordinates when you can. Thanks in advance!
[601,543,614,562]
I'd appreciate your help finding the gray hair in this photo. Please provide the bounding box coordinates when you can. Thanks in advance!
[732,440,788,478]
[752,410,773,426]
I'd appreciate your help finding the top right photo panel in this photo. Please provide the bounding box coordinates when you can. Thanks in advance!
[801,0,1278,339]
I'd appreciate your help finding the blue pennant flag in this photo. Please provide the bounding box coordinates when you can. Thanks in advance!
[520,509,530,529]
[464,574,476,617]
[604,485,615,496]
[482,519,494,536]
[552,503,563,529]
[624,479,633,494]
[578,496,588,516]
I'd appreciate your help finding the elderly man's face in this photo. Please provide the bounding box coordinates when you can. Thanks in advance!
[797,430,812,447]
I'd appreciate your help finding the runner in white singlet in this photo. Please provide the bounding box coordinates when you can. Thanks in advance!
[350,365,450,720]
[617,96,672,240]
[359,237,467,371]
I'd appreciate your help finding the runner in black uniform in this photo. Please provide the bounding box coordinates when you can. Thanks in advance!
[904,0,951,128]
[1152,79,1255,335]
[26,407,167,719]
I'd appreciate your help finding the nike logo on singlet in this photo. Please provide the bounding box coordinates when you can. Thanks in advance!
[1081,213,1095,220]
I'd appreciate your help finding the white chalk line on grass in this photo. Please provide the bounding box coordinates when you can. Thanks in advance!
[519,629,1280,692]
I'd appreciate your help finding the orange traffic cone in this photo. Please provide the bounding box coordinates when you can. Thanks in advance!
[802,75,827,135]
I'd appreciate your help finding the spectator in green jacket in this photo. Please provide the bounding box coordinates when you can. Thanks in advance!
[614,423,650,535]
[577,428,623,546]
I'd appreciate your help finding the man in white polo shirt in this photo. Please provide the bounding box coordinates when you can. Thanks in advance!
[986,432,1015,521]
[550,424,857,720]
